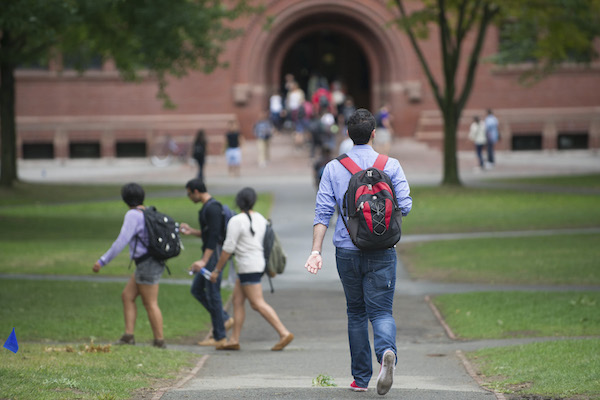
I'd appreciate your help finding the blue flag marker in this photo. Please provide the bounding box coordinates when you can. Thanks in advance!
[3,328,19,353]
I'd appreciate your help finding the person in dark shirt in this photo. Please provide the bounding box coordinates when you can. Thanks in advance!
[180,179,233,347]
[224,120,242,176]
[192,129,207,181]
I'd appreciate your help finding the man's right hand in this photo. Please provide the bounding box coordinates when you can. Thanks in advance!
[304,253,322,275]
[93,262,102,273]
[180,222,192,235]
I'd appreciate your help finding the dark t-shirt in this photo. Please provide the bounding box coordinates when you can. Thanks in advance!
[199,198,224,251]
[226,131,240,148]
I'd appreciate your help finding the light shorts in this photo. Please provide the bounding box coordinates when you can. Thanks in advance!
[375,128,391,144]
[225,147,242,166]
[134,256,165,285]
[238,271,264,286]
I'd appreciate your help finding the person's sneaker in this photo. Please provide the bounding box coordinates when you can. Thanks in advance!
[350,380,368,392]
[152,339,167,349]
[115,334,135,345]
[377,350,396,395]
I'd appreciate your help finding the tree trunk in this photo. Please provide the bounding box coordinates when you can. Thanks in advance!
[441,106,461,186]
[1,32,18,187]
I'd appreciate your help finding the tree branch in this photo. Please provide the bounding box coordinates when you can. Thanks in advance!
[457,2,500,111]
[394,0,443,107]
[438,0,458,104]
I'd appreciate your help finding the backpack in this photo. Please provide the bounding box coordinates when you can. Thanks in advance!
[337,154,402,250]
[263,220,286,293]
[201,198,236,246]
[220,204,236,244]
[142,206,182,260]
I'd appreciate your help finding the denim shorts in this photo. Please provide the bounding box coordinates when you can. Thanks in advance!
[238,272,263,286]
[225,147,241,166]
[134,256,165,285]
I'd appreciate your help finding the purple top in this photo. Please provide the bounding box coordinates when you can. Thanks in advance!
[98,208,149,267]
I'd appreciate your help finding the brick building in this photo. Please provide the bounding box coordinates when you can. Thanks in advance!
[15,0,600,160]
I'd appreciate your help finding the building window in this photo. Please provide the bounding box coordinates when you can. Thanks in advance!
[512,133,542,151]
[63,52,104,71]
[558,132,589,150]
[17,59,50,71]
[69,142,101,158]
[116,142,147,158]
[22,143,54,159]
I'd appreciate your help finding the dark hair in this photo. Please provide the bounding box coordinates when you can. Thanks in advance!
[185,178,207,193]
[347,108,376,145]
[194,129,206,145]
[121,183,145,207]
[236,187,257,236]
[236,187,257,212]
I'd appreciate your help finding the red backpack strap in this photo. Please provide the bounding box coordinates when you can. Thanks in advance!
[373,154,388,170]
[336,154,362,175]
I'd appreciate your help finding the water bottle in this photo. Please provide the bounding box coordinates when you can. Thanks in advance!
[200,268,212,280]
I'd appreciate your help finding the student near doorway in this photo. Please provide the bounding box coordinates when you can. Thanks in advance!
[304,109,412,395]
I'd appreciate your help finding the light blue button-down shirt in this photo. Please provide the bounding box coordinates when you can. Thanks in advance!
[313,144,412,250]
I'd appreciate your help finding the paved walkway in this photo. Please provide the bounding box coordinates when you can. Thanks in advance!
[15,134,600,399]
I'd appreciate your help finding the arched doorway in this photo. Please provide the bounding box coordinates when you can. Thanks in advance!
[233,1,408,135]
[280,30,371,109]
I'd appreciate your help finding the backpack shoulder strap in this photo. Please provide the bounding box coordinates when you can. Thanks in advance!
[336,154,362,175]
[373,154,389,170]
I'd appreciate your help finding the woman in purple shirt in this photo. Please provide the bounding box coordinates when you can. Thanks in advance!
[93,183,166,348]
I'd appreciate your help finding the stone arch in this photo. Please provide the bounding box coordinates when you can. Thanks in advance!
[233,0,408,114]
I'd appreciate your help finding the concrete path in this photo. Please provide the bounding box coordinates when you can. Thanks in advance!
[14,133,600,399]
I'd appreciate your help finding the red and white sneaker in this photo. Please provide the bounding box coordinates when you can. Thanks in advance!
[377,350,396,395]
[350,380,368,392]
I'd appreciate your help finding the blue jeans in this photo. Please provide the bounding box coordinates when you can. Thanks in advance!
[475,144,485,167]
[336,247,397,388]
[190,248,230,341]
[486,139,495,164]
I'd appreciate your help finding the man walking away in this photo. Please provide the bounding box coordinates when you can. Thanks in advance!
[485,109,499,168]
[304,108,412,395]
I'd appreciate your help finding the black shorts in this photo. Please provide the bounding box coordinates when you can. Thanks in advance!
[238,271,264,286]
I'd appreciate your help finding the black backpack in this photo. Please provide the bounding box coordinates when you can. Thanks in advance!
[220,204,236,244]
[337,154,402,250]
[141,206,182,260]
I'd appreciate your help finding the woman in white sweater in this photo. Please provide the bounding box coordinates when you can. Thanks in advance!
[468,115,487,169]
[210,187,294,351]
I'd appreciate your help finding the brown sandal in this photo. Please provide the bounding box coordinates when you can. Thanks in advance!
[216,342,240,351]
[271,333,294,351]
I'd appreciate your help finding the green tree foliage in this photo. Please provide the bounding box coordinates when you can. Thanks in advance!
[390,0,600,185]
[0,0,255,187]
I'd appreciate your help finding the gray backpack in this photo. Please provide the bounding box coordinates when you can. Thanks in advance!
[263,221,286,293]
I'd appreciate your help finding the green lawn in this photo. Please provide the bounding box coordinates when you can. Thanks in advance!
[0,342,198,400]
[402,186,600,234]
[401,233,600,285]
[471,339,600,400]
[432,291,600,340]
[0,182,181,206]
[491,173,600,189]
[0,279,224,343]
